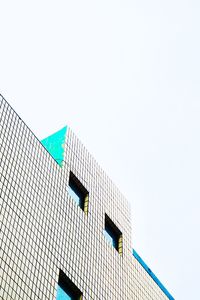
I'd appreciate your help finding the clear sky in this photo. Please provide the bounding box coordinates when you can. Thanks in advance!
[1,1,199,299]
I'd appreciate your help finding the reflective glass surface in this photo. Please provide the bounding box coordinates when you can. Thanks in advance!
[56,285,72,300]
[68,186,81,206]
[103,229,115,247]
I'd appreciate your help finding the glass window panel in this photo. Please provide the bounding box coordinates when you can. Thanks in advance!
[103,229,115,247]
[68,186,81,206]
[56,285,72,300]
[104,214,122,253]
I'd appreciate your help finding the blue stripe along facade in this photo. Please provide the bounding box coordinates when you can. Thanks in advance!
[132,249,174,300]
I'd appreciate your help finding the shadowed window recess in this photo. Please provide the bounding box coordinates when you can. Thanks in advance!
[56,270,83,300]
[103,214,123,255]
[68,171,89,214]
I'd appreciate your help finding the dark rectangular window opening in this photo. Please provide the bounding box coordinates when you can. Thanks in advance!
[68,171,89,214]
[104,214,123,255]
[56,270,83,300]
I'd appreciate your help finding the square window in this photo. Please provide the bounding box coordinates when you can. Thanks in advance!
[56,270,82,300]
[68,172,89,214]
[104,214,123,255]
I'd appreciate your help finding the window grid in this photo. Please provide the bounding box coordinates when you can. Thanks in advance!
[0,96,171,300]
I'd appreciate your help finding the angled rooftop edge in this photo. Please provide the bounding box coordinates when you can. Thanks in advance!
[41,127,174,300]
[132,250,174,300]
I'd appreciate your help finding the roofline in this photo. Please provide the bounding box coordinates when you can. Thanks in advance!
[132,249,174,300]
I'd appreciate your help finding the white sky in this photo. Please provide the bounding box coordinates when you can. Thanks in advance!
[1,1,199,299]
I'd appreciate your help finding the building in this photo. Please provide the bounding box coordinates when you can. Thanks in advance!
[0,95,174,300]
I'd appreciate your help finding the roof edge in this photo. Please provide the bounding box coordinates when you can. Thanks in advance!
[132,249,175,300]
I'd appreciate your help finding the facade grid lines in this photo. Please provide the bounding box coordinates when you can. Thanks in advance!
[0,95,174,300]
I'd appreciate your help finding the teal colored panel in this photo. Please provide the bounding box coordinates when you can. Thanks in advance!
[56,285,72,300]
[41,126,67,167]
